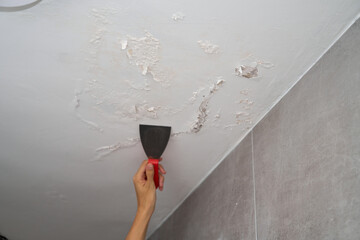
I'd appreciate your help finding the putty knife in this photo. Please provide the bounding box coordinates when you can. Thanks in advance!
[139,124,171,189]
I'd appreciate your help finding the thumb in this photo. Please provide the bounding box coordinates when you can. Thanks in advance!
[145,163,155,185]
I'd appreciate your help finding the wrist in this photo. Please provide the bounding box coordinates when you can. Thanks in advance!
[136,207,153,221]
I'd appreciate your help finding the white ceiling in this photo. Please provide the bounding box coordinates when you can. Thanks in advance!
[0,0,359,239]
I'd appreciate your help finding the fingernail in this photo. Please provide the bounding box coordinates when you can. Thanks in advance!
[146,163,153,170]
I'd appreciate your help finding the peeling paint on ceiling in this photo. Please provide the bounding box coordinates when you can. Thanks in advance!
[0,0,359,239]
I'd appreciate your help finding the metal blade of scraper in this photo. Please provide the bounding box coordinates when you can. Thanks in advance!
[139,124,171,189]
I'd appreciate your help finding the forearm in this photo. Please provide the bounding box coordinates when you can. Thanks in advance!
[125,210,152,240]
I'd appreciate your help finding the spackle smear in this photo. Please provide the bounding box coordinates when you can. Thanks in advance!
[235,63,258,78]
[191,77,225,133]
[95,137,140,160]
[197,40,220,54]
[172,12,185,21]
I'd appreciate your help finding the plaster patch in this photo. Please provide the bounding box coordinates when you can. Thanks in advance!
[126,32,173,85]
[210,77,225,93]
[119,38,128,50]
[235,111,252,124]
[191,99,209,133]
[238,98,254,105]
[235,56,274,79]
[234,93,254,125]
[147,106,156,112]
[172,12,185,21]
[102,101,160,121]
[237,98,254,110]
[235,63,258,78]
[197,40,220,54]
[191,77,225,133]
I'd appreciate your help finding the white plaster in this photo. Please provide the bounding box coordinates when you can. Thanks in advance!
[125,32,173,84]
[197,40,220,54]
[120,38,128,50]
[0,1,359,240]
[172,11,185,21]
[95,137,140,160]
[191,77,225,133]
[235,63,259,78]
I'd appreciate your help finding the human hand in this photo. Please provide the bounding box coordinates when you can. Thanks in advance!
[133,160,166,216]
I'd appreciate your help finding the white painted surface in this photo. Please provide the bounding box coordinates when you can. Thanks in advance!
[0,0,359,239]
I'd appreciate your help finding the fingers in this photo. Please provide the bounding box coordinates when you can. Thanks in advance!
[133,160,166,190]
[133,160,148,182]
[145,163,155,187]
[159,172,165,191]
[158,164,166,175]
[158,164,166,191]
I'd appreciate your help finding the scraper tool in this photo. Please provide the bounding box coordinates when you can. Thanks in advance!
[139,124,171,189]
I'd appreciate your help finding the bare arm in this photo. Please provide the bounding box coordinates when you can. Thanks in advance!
[125,160,166,240]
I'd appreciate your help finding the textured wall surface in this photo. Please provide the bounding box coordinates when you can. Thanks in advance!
[149,19,360,240]
[150,134,255,240]
[253,18,360,240]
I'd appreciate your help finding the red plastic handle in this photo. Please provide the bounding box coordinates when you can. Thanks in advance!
[148,159,159,189]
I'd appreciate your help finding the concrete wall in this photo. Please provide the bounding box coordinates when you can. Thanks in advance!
[149,18,360,240]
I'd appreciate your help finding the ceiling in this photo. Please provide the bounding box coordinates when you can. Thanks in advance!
[0,0,359,239]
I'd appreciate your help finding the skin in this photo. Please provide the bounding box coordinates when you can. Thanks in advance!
[125,160,166,240]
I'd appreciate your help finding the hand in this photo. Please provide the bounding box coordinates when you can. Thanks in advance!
[133,160,166,216]
[126,160,166,240]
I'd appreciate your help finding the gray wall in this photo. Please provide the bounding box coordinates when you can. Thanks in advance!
[149,19,360,240]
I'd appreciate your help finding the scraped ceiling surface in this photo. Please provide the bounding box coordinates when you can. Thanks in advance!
[0,0,359,239]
